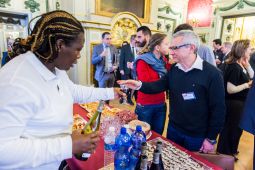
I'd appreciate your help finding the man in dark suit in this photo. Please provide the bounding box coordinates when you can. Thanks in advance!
[250,50,255,71]
[240,81,255,167]
[212,39,225,66]
[92,32,118,89]
[119,35,136,105]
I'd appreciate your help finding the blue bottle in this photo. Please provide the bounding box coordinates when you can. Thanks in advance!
[115,127,131,149]
[129,125,146,170]
[114,145,130,170]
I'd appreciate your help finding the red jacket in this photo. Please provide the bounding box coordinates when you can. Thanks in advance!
[136,60,165,105]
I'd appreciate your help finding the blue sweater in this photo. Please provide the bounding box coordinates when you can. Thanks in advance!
[140,61,226,140]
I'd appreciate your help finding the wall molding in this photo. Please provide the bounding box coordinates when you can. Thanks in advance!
[214,0,255,14]
[158,5,182,18]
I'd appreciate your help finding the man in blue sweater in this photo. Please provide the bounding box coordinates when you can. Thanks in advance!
[118,30,226,153]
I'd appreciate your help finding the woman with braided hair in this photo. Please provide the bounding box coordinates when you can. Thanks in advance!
[0,10,123,169]
[133,33,170,135]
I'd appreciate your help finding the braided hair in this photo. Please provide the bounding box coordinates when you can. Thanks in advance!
[12,10,84,63]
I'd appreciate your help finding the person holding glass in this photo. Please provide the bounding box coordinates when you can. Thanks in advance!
[119,30,225,152]
[92,32,118,88]
[0,10,123,169]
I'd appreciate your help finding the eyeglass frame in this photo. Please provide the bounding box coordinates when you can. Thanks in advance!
[169,43,191,50]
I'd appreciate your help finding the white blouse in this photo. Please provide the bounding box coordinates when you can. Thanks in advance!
[0,51,114,170]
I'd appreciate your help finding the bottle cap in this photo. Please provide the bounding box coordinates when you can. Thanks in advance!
[157,140,162,145]
[109,126,115,132]
[141,142,147,146]
[120,127,126,134]
[136,125,142,132]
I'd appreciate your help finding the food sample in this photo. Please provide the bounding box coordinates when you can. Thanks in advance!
[72,114,87,131]
[147,137,212,170]
[128,119,150,135]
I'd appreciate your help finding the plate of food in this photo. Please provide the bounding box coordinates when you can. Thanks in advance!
[128,119,151,139]
[80,102,99,114]
[72,114,87,131]
[80,102,115,119]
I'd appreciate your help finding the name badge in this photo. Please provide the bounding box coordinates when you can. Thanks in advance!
[182,92,196,100]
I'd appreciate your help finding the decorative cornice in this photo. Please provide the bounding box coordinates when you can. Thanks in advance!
[0,0,11,8]
[80,20,111,26]
[24,0,40,13]
[214,0,255,14]
[158,5,182,18]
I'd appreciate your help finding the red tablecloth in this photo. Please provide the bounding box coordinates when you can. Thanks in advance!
[66,104,222,170]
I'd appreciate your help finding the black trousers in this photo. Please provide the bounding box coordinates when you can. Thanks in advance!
[217,100,244,155]
[121,73,133,101]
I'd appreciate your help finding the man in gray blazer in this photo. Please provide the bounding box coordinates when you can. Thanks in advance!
[92,32,118,89]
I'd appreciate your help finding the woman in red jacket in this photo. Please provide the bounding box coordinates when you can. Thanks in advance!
[134,33,170,135]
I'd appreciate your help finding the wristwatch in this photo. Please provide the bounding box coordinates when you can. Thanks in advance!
[206,138,217,145]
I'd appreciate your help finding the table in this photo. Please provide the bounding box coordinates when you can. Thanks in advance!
[66,104,222,170]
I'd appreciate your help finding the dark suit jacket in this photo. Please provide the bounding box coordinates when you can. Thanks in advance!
[250,52,255,71]
[119,44,135,75]
[213,49,225,62]
[240,80,255,135]
[92,43,118,81]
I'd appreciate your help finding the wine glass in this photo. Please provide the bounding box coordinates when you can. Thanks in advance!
[120,84,128,104]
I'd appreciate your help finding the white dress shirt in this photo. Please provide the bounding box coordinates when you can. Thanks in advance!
[103,44,113,72]
[176,55,203,72]
[0,51,114,170]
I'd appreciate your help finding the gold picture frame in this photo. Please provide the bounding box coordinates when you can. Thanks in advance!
[95,0,151,23]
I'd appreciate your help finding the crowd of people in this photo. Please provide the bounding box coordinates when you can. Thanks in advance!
[1,9,255,169]
[118,24,255,165]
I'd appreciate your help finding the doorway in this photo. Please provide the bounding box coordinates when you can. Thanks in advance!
[221,14,255,47]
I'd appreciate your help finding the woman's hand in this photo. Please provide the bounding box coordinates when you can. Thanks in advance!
[241,56,251,68]
[113,88,126,99]
[248,80,253,87]
[117,80,142,90]
[71,131,100,155]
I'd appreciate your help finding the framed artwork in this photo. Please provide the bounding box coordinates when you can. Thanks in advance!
[157,18,165,32]
[164,19,175,33]
[96,0,151,22]
[221,18,235,42]
[157,17,176,33]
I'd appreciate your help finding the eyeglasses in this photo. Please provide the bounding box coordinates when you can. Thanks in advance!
[169,44,191,50]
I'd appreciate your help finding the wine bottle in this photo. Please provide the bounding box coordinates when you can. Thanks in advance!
[156,141,164,170]
[135,155,149,170]
[150,149,164,170]
[135,142,147,169]
[75,100,105,161]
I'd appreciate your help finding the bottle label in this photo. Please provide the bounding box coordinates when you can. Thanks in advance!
[82,153,91,158]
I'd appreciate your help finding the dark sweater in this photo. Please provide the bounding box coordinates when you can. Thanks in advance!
[140,61,226,140]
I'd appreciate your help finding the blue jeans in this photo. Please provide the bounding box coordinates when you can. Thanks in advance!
[135,103,166,135]
[167,125,204,151]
